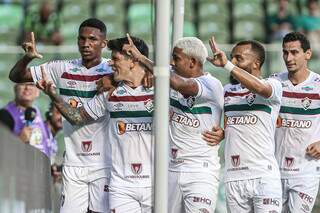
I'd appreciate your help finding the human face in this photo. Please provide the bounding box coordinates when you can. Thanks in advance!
[109,51,132,82]
[171,47,192,78]
[282,40,311,73]
[230,44,257,74]
[15,83,39,105]
[78,27,106,62]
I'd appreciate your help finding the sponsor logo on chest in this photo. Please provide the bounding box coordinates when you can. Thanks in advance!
[170,111,200,128]
[226,115,258,125]
[116,121,152,135]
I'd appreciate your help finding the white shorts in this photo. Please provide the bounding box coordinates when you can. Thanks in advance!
[225,177,282,213]
[282,177,320,213]
[109,185,152,213]
[60,166,110,213]
[168,171,219,213]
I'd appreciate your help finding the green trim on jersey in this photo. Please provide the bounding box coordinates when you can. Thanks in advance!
[170,98,212,114]
[280,106,320,115]
[110,110,153,118]
[59,88,97,98]
[225,104,272,114]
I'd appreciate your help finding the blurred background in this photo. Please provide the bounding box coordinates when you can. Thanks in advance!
[0,0,320,212]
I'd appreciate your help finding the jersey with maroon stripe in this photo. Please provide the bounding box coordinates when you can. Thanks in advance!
[84,83,154,187]
[30,58,112,167]
[169,73,224,175]
[224,78,282,182]
[272,71,320,178]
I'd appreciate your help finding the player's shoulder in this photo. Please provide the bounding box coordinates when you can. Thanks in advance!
[309,71,320,83]
[47,58,80,66]
[268,71,288,82]
[197,73,223,89]
[223,82,240,92]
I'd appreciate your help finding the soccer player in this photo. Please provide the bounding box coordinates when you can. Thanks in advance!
[38,36,154,212]
[272,31,320,212]
[122,35,224,212]
[9,18,112,213]
[207,37,283,213]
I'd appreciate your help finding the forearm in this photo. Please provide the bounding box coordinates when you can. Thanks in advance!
[138,55,154,73]
[231,67,272,98]
[170,72,198,96]
[9,55,33,83]
[49,93,90,126]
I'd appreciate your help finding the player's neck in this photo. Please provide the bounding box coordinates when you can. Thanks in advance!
[288,68,310,85]
[124,68,145,88]
[82,57,102,69]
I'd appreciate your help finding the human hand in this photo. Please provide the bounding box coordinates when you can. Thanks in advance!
[142,71,153,88]
[36,65,56,98]
[19,126,33,143]
[202,126,224,146]
[306,141,320,159]
[96,74,116,94]
[207,36,227,67]
[22,32,43,59]
[123,33,143,61]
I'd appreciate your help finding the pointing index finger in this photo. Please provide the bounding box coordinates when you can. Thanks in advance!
[126,33,133,46]
[31,32,35,44]
[40,65,48,81]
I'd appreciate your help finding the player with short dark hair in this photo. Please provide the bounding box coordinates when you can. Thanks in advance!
[272,31,320,213]
[207,37,283,213]
[37,35,154,212]
[9,18,112,213]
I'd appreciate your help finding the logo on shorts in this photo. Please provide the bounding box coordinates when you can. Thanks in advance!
[263,198,280,206]
[246,93,256,106]
[285,157,294,168]
[231,155,240,167]
[104,185,109,192]
[301,97,312,110]
[298,192,314,204]
[131,163,142,175]
[199,208,210,213]
[171,148,178,159]
[81,141,92,152]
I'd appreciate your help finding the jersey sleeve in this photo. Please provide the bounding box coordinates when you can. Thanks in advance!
[83,92,109,120]
[194,74,224,109]
[30,61,65,87]
[265,78,282,104]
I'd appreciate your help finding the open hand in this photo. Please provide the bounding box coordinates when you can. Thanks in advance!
[96,74,116,94]
[202,126,224,146]
[306,141,320,159]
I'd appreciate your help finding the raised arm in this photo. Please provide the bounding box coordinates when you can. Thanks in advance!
[170,72,199,97]
[9,32,43,83]
[207,37,273,98]
[37,67,93,126]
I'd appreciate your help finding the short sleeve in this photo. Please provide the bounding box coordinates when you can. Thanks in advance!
[266,78,282,104]
[83,92,109,120]
[30,61,65,87]
[194,74,224,109]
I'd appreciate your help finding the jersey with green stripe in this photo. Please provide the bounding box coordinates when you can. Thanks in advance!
[84,83,154,187]
[273,71,320,178]
[30,58,113,167]
[169,73,224,175]
[224,78,282,182]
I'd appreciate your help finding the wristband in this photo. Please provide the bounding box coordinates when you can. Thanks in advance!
[223,61,235,73]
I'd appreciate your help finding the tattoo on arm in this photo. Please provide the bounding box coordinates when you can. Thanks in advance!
[50,93,93,126]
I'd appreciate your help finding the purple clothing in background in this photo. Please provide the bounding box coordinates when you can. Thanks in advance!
[5,101,50,157]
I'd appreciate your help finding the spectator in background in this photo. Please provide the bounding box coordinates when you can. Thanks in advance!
[22,0,63,45]
[44,102,62,164]
[267,0,296,42]
[0,82,50,157]
[297,0,320,57]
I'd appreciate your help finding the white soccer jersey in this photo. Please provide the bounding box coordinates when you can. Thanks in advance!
[224,78,282,182]
[30,58,112,167]
[273,71,320,178]
[169,73,224,175]
[84,83,154,187]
